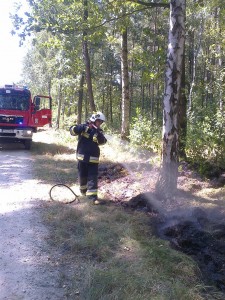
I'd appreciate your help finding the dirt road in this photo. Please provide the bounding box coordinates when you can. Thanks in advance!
[0,143,66,300]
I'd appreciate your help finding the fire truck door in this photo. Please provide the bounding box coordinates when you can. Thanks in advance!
[32,96,52,127]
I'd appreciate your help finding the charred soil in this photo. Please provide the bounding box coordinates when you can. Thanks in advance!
[98,148,225,294]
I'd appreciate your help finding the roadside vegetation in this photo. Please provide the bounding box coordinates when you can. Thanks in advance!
[32,129,224,300]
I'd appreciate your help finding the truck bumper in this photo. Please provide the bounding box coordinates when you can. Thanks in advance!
[0,128,33,140]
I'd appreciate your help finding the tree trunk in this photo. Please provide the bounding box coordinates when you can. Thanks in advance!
[188,16,203,111]
[77,71,85,124]
[109,65,113,124]
[48,79,52,127]
[83,0,96,113]
[215,8,225,138]
[156,0,186,199]
[56,83,62,129]
[178,44,187,159]
[121,27,130,140]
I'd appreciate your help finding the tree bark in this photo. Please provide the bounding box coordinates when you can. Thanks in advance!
[178,54,187,159]
[77,71,85,124]
[48,79,52,127]
[56,83,62,129]
[121,27,130,140]
[156,0,186,198]
[83,0,96,113]
[188,16,203,111]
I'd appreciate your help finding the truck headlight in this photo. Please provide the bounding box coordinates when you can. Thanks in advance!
[22,130,33,137]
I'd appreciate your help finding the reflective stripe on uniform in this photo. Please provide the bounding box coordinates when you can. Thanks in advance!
[81,126,90,138]
[77,154,99,163]
[77,154,84,160]
[93,133,98,143]
[81,132,90,138]
[89,156,99,163]
[87,189,98,196]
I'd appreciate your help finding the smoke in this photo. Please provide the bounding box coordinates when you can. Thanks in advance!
[102,134,167,212]
[103,134,224,215]
[104,134,159,171]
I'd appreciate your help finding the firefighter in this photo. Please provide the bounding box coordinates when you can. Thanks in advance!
[69,112,107,204]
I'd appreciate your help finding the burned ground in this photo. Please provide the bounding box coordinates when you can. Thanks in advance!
[98,157,225,294]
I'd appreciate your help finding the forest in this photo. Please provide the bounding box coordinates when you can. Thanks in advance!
[12,0,225,179]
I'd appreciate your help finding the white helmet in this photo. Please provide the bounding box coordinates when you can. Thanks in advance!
[90,111,106,123]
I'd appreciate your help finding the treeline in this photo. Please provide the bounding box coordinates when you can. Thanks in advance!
[12,0,225,175]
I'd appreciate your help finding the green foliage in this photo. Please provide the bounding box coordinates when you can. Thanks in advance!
[130,109,161,153]
[11,0,225,174]
[186,109,225,176]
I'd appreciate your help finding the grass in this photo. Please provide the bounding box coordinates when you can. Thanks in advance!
[43,201,205,300]
[32,128,224,300]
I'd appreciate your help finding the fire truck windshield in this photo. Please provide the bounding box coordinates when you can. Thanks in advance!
[0,94,29,111]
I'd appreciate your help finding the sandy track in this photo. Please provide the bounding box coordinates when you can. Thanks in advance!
[0,143,65,300]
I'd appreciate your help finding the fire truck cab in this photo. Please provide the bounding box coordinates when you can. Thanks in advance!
[0,84,52,150]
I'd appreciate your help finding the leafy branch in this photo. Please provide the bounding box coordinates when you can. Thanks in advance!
[126,0,170,8]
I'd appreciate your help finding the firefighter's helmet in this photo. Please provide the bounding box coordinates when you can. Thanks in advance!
[90,112,106,123]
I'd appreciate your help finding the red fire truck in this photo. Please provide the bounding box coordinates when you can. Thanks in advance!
[0,84,52,150]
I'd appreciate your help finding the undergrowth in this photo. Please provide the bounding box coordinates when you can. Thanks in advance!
[129,110,225,178]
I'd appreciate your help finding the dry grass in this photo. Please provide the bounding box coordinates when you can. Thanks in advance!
[32,128,224,300]
[42,200,207,300]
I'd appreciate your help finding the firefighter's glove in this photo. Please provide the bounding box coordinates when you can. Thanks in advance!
[98,128,103,134]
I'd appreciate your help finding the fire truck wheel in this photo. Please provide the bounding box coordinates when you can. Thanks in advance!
[24,139,32,150]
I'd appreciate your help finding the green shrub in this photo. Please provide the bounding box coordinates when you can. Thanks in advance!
[129,109,161,153]
[186,109,225,176]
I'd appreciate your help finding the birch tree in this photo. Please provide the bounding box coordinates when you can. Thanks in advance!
[156,0,186,198]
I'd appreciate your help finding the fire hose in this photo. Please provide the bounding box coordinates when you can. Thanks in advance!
[49,184,80,204]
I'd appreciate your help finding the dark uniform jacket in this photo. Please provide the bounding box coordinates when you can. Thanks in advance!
[70,123,107,163]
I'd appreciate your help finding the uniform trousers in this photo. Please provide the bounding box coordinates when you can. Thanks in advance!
[78,161,98,200]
